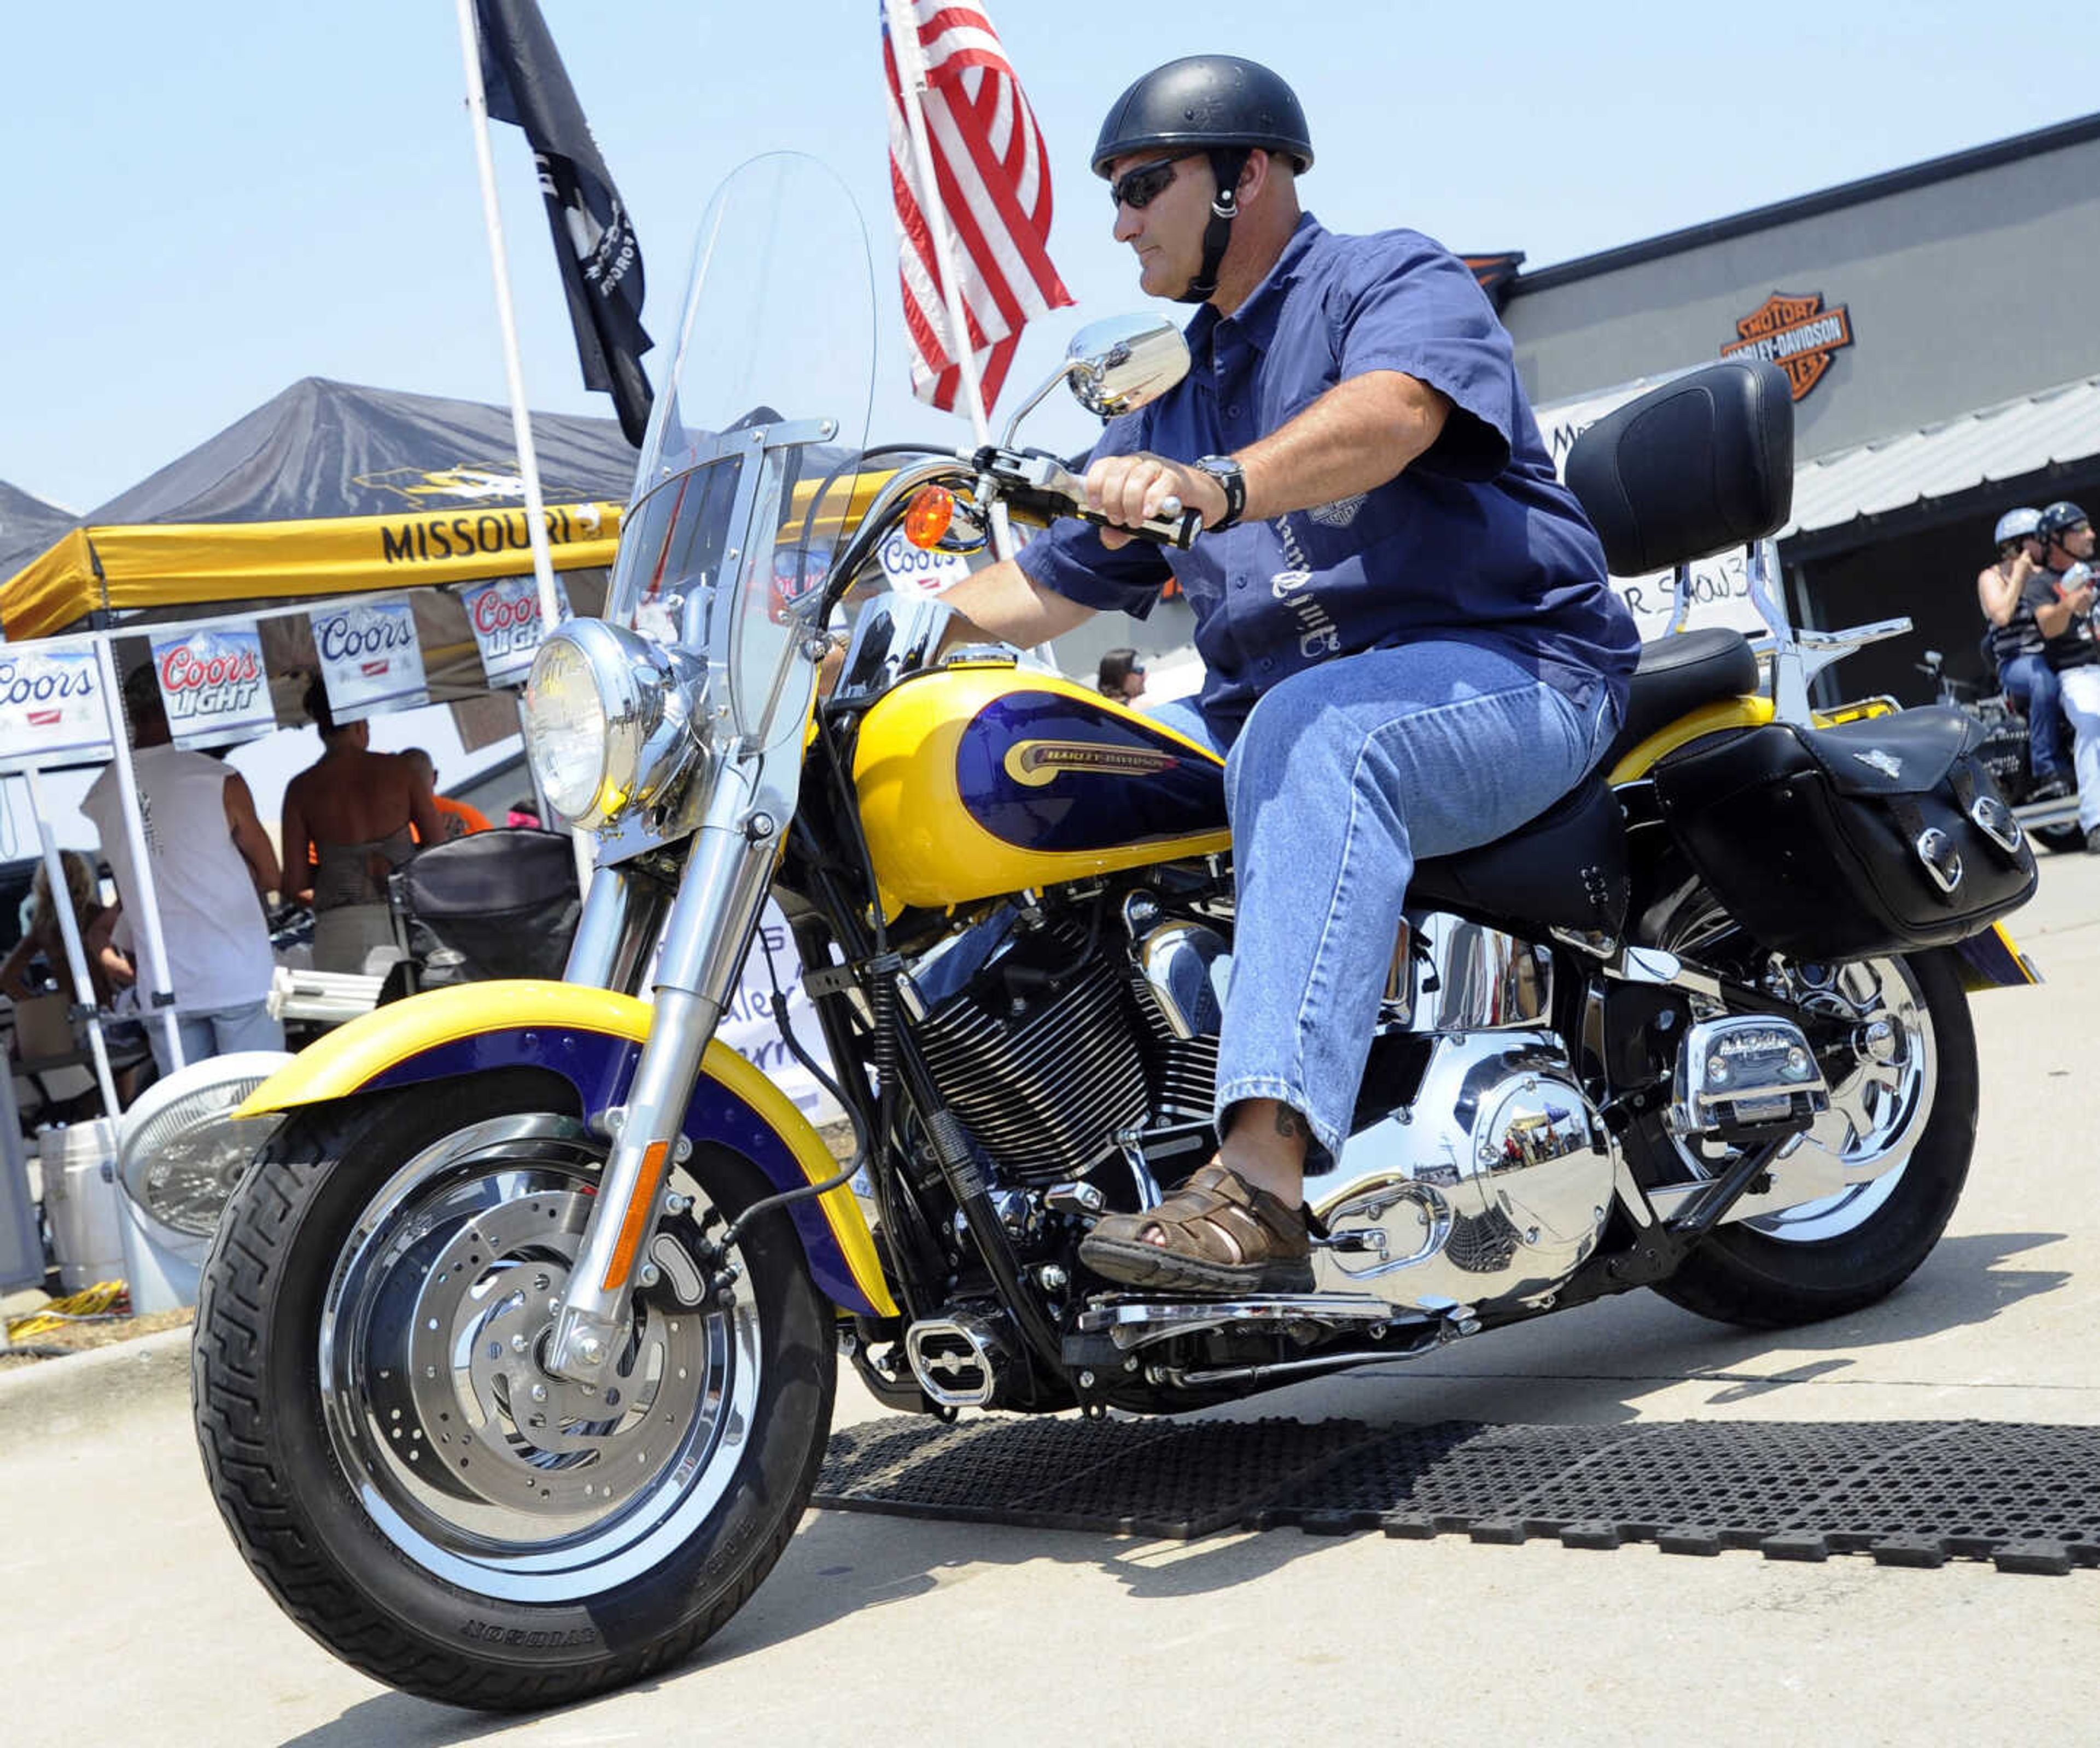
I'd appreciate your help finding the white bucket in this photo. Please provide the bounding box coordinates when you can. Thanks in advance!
[38,1121,125,1293]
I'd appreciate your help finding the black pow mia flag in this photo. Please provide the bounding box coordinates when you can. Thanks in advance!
[475,0,654,446]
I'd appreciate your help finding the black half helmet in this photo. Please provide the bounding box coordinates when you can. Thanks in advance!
[2039,499,2091,543]
[1092,55,1314,178]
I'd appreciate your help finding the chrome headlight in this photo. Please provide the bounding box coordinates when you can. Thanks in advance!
[522,619,707,829]
[116,1051,293,1238]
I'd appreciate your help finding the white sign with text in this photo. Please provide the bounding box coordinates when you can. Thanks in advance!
[0,637,113,771]
[716,901,846,1126]
[311,597,429,722]
[150,622,276,748]
[460,574,571,689]
[878,528,972,594]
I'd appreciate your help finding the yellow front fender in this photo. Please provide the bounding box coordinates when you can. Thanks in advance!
[241,981,896,1318]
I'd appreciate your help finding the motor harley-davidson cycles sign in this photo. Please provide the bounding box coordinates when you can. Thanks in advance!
[149,622,275,748]
[1721,290,1855,401]
[311,598,429,722]
[460,574,572,689]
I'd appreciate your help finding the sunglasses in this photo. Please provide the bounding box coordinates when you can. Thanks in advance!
[1108,155,1188,212]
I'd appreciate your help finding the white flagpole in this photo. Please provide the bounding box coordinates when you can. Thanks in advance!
[885,0,1015,560]
[454,0,592,892]
[454,0,563,636]
[90,634,183,1074]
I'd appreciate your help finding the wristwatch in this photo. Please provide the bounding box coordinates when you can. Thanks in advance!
[1191,455,1247,532]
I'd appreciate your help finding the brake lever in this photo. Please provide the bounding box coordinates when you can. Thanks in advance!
[976,445,1203,550]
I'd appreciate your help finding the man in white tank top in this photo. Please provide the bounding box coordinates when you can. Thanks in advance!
[79,666,284,1076]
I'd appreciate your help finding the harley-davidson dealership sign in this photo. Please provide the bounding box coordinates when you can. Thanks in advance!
[1722,290,1854,400]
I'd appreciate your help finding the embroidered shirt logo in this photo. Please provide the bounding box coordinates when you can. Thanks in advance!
[1308,492,1367,528]
[1721,290,1854,402]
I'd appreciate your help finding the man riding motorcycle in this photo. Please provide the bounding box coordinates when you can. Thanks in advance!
[941,55,1639,1294]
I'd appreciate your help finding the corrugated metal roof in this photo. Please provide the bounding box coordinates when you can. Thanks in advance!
[1784,374,2100,538]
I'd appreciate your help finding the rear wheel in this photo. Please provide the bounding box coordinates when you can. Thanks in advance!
[1636,888,1979,1329]
[192,1071,835,1710]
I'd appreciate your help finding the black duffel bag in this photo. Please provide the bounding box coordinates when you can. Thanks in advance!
[1650,706,2037,962]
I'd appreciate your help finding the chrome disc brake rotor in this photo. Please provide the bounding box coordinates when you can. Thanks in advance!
[320,1114,761,1604]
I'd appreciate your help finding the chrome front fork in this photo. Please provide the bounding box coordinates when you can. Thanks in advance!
[545,753,785,1384]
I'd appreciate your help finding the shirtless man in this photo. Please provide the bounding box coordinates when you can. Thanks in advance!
[282,679,444,973]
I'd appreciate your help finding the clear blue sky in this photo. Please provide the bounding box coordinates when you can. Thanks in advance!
[4,1,2095,517]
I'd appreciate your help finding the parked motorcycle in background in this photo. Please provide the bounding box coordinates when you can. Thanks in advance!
[1916,646,2084,853]
[188,154,2041,1711]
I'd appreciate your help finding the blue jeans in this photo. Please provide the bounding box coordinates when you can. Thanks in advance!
[1999,652,2068,780]
[148,998,285,1079]
[1153,642,1620,1161]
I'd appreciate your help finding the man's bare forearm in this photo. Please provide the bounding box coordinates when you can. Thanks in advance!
[937,558,1098,650]
[1086,369,1452,539]
[1234,370,1450,523]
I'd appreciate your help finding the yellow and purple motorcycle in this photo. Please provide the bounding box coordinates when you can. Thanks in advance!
[192,155,2038,1708]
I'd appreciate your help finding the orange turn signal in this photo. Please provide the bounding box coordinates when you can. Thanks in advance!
[903,486,955,550]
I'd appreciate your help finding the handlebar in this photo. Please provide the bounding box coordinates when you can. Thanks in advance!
[973,445,1203,551]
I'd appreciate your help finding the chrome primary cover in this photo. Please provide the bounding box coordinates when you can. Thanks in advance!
[1304,1032,1614,1314]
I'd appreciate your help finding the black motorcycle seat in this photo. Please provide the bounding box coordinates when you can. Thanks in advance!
[1411,768,1629,937]
[1599,627,1761,773]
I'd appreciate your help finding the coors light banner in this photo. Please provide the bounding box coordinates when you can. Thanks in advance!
[460,573,570,689]
[0,637,114,772]
[311,598,429,722]
[149,624,276,748]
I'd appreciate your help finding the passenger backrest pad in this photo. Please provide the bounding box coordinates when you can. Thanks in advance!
[1564,359,1794,577]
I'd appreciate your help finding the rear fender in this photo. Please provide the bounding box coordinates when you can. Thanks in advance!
[1953,922,2041,992]
[238,981,896,1318]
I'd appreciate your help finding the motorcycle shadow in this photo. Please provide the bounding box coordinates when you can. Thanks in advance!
[1235,1227,2073,1430]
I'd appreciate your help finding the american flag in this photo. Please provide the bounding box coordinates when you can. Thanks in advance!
[882,1,1073,415]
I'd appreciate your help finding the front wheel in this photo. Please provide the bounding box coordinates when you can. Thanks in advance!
[191,1070,836,1710]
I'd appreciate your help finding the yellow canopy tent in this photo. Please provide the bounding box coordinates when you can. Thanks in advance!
[0,376,641,643]
[3,500,623,643]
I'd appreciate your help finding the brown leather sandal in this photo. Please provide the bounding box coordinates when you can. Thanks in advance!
[1078,1162,1314,1294]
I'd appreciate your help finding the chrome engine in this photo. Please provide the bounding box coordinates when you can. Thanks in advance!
[902,900,1618,1322]
[1304,1032,1614,1313]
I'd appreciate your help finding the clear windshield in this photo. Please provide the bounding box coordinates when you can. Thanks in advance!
[608,153,876,750]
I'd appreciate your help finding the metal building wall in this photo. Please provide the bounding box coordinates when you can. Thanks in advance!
[1502,126,2100,463]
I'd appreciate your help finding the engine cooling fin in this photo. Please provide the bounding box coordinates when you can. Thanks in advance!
[815,1415,2100,1573]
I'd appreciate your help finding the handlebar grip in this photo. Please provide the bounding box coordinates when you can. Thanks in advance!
[1073,503,1203,550]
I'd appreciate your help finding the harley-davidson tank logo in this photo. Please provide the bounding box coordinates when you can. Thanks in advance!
[1002,740,1187,788]
[1721,290,1854,401]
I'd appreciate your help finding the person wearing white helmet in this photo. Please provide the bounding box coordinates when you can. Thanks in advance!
[2028,501,2100,850]
[1978,506,2070,800]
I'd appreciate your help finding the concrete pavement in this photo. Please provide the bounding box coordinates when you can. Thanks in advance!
[5,852,2099,1745]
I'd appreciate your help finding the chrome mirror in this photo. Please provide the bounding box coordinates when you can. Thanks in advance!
[1065,314,1189,417]
[996,313,1192,449]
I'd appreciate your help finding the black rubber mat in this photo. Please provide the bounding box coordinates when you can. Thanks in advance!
[813,1416,2100,1573]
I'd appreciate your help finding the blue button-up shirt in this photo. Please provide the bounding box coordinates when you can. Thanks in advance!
[1018,214,1638,739]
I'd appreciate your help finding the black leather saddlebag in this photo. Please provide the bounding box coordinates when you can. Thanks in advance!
[1650,707,2036,960]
